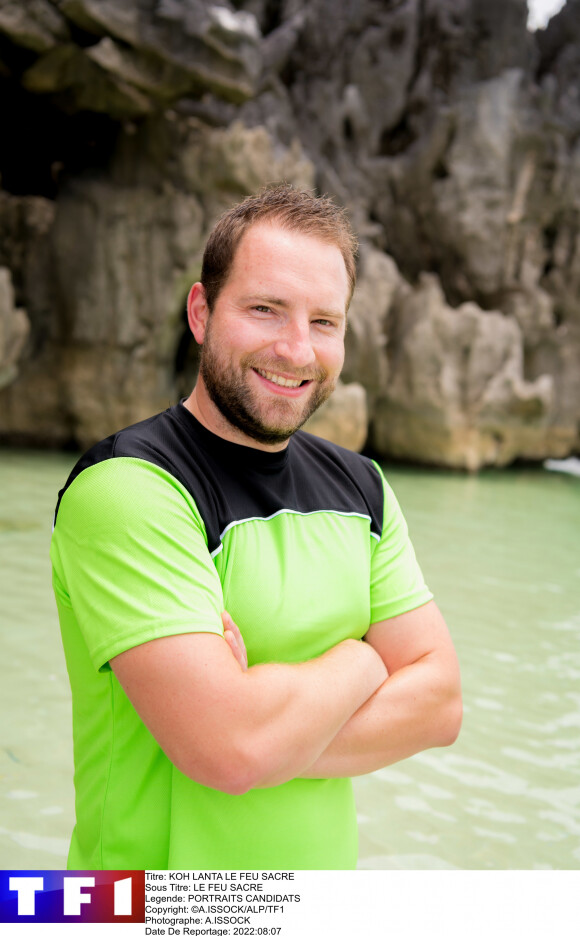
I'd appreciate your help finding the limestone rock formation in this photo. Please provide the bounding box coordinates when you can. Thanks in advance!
[0,267,30,390]
[0,112,314,447]
[1,0,261,116]
[0,0,579,467]
[371,274,555,470]
[341,248,396,406]
[303,380,368,452]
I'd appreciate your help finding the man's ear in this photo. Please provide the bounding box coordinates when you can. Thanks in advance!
[187,282,210,344]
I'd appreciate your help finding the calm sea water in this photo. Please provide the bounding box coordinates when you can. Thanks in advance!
[1,449,579,870]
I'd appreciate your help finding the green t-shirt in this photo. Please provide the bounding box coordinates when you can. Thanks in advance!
[51,404,432,869]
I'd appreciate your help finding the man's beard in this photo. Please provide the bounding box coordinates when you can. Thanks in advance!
[199,329,337,446]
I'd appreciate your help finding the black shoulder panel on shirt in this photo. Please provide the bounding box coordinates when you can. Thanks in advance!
[54,404,384,554]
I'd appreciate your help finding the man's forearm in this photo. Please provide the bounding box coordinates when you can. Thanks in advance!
[300,648,462,779]
[231,637,388,789]
[111,632,387,795]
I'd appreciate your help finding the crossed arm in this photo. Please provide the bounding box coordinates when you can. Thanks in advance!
[301,600,462,779]
[111,599,461,793]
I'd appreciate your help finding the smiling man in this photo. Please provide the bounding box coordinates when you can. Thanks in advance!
[51,185,461,870]
[186,218,348,446]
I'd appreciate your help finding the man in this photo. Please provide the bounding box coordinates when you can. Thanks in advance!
[51,184,461,870]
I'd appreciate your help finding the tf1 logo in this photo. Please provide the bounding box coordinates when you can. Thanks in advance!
[0,870,145,923]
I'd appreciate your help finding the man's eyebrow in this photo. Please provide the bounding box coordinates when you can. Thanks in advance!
[241,294,289,307]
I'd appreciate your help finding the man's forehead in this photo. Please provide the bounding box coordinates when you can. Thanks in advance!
[232,221,348,282]
[210,219,351,316]
[234,219,342,260]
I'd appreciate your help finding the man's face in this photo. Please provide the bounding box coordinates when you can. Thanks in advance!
[192,221,349,449]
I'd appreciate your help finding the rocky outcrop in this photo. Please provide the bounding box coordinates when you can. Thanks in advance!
[0,0,579,467]
[0,113,313,447]
[1,0,261,114]
[371,273,555,470]
[0,267,30,390]
[341,249,565,469]
[304,380,368,452]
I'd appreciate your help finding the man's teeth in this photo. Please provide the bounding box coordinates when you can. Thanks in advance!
[256,369,304,388]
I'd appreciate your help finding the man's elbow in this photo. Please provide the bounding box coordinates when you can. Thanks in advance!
[438,685,463,747]
[176,744,266,797]
[212,768,257,797]
[211,744,292,794]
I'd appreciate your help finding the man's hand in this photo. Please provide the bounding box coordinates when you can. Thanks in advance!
[222,610,248,671]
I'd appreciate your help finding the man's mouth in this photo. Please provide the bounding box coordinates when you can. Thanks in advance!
[254,368,310,389]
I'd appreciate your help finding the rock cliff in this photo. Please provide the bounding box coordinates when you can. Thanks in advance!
[0,0,578,467]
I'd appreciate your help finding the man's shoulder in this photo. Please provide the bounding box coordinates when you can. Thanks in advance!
[290,431,384,537]
[54,405,197,523]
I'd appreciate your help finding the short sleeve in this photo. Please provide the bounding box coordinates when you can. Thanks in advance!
[370,461,433,623]
[50,457,225,671]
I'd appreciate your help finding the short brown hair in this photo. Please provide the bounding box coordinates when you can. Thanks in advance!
[201,183,358,311]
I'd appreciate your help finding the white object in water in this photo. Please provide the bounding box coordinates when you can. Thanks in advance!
[544,457,580,477]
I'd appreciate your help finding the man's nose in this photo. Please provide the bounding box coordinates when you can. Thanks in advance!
[272,319,316,368]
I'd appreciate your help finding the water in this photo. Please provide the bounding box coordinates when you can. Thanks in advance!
[1,450,75,869]
[1,450,579,870]
[357,465,580,870]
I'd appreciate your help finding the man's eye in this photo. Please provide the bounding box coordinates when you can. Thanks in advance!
[314,319,336,328]
[253,305,272,314]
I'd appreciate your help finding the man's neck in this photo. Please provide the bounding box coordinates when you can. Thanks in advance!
[183,383,290,453]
